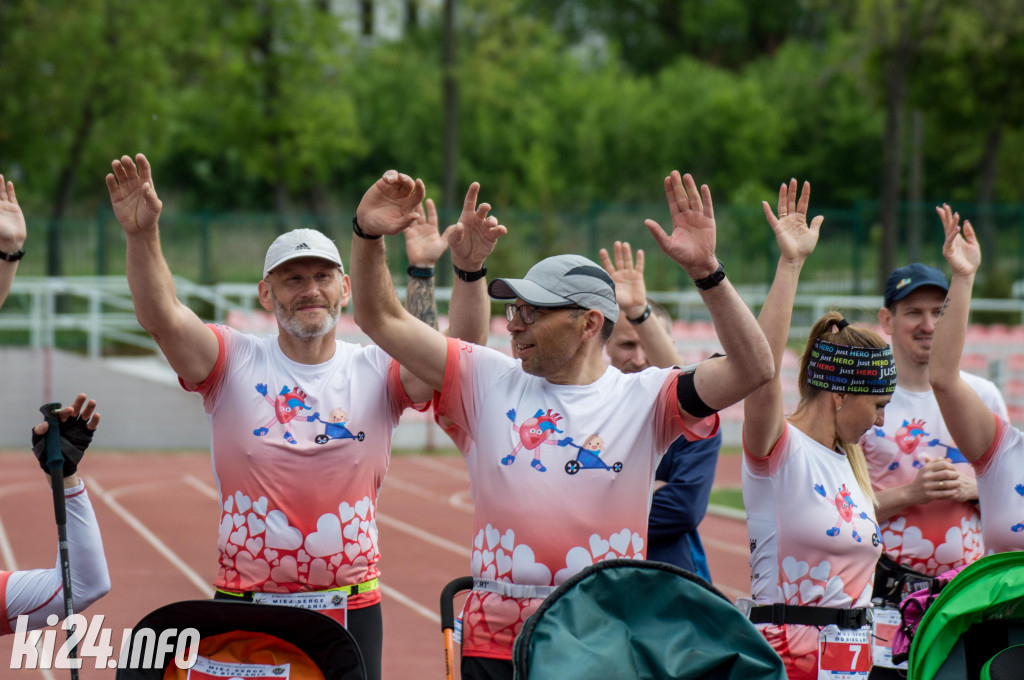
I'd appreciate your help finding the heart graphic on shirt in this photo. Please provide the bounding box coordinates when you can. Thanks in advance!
[339,502,356,523]
[270,556,298,584]
[358,534,373,553]
[823,575,846,601]
[355,498,370,520]
[297,549,311,563]
[247,513,266,537]
[218,515,233,548]
[344,542,360,562]
[501,529,515,551]
[304,514,344,558]
[486,524,500,550]
[496,549,512,576]
[265,510,303,551]
[330,553,343,568]
[511,544,552,585]
[245,538,263,557]
[554,546,594,585]
[589,534,610,558]
[782,556,809,582]
[235,551,270,584]
[234,491,252,514]
[308,558,334,587]
[233,514,246,529]
[272,559,279,567]
[782,581,798,602]
[609,529,631,555]
[799,579,824,603]
[229,526,248,546]
[223,496,234,513]
[809,560,831,582]
[263,549,278,562]
[631,533,644,554]
[225,569,238,584]
[481,564,496,580]
[935,526,966,566]
[252,496,268,517]
[882,531,902,550]
[225,544,239,557]
[482,549,495,567]
[901,527,935,559]
[298,564,308,575]
[474,530,484,550]
[262,580,289,594]
[343,518,359,541]
[887,516,907,532]
[471,551,482,576]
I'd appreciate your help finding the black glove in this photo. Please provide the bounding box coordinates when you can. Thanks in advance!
[31,411,94,477]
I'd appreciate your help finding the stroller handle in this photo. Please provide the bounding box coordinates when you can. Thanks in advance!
[440,576,475,631]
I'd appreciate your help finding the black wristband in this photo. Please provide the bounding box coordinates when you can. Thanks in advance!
[407,265,434,279]
[352,216,382,240]
[693,260,726,290]
[454,264,487,282]
[627,304,652,326]
[676,367,718,418]
[0,248,25,262]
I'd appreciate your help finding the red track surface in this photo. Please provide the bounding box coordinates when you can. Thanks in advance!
[0,451,749,679]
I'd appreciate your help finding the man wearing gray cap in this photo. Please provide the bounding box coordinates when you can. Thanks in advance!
[349,169,773,679]
[860,262,1007,678]
[106,153,502,680]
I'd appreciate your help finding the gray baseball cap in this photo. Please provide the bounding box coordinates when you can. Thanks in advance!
[263,228,344,278]
[488,254,619,324]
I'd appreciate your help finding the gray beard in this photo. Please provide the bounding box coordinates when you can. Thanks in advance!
[275,300,341,339]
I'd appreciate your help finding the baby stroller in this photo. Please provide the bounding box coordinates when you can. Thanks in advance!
[906,552,1024,680]
[511,559,786,679]
[115,599,366,680]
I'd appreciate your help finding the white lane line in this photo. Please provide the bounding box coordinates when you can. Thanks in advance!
[85,477,214,597]
[0,481,44,499]
[702,536,749,557]
[406,456,468,481]
[0,515,17,571]
[376,513,471,558]
[380,583,438,623]
[387,475,473,516]
[184,474,218,500]
[447,489,474,513]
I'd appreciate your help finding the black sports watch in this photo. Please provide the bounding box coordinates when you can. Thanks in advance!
[0,247,25,262]
[693,260,726,290]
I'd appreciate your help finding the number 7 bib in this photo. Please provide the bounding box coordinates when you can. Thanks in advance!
[818,624,871,679]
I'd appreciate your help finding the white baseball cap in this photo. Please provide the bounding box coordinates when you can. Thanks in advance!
[263,228,344,278]
[488,254,619,324]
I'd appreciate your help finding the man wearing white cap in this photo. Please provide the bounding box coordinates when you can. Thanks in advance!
[106,154,503,680]
[349,169,774,679]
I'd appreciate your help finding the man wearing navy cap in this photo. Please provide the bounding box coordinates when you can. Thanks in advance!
[861,262,1008,677]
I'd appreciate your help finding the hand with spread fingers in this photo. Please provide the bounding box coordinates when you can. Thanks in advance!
[644,171,719,280]
[0,174,26,255]
[447,182,507,272]
[599,240,648,320]
[404,197,450,268]
[106,153,164,234]
[355,170,426,237]
[938,203,980,279]
[761,178,824,265]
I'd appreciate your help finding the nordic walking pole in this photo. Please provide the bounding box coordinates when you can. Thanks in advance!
[40,401,80,680]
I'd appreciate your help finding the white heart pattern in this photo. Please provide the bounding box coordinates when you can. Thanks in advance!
[252,496,268,517]
[223,496,234,513]
[355,497,370,520]
[781,556,809,582]
[247,513,266,537]
[486,524,500,550]
[589,534,610,558]
[343,518,359,541]
[500,529,515,551]
[245,537,263,557]
[265,510,303,551]
[339,502,356,523]
[554,546,594,585]
[496,549,512,576]
[631,533,644,554]
[234,491,252,514]
[808,560,831,582]
[474,530,484,549]
[609,529,631,555]
[304,513,344,558]
[229,526,248,546]
[511,544,552,585]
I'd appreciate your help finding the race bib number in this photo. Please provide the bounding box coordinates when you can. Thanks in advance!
[187,656,290,679]
[871,606,907,670]
[818,625,871,679]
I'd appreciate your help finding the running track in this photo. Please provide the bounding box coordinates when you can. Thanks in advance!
[0,451,748,679]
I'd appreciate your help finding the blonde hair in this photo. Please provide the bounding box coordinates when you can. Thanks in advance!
[793,311,887,505]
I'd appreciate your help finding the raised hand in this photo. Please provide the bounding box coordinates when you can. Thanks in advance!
[0,174,27,253]
[644,171,718,279]
[403,197,450,267]
[761,178,823,264]
[599,241,647,319]
[355,170,426,237]
[447,182,507,271]
[106,154,163,234]
[938,203,980,278]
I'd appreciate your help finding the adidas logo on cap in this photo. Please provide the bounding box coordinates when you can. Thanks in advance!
[295,243,311,250]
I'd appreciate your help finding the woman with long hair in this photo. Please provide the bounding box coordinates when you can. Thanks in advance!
[741,179,895,678]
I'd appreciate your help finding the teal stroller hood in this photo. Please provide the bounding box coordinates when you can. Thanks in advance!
[908,551,1024,680]
[512,559,785,679]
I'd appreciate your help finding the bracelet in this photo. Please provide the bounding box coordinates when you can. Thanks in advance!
[454,264,487,282]
[693,260,726,290]
[352,216,382,240]
[0,247,25,262]
[627,304,652,326]
[407,265,434,279]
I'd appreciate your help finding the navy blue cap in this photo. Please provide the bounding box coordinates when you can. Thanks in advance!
[884,263,949,308]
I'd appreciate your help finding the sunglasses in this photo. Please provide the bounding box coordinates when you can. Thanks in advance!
[504,303,585,325]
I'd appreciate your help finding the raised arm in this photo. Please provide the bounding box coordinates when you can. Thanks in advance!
[0,175,27,309]
[106,154,218,384]
[403,197,448,330]
[929,204,996,461]
[350,171,450,393]
[644,171,774,416]
[600,240,680,368]
[742,179,823,458]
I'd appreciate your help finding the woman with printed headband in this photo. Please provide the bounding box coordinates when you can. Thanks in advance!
[739,179,895,679]
[930,204,1024,554]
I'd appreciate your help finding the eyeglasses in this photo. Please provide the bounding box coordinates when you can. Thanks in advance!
[505,303,584,325]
